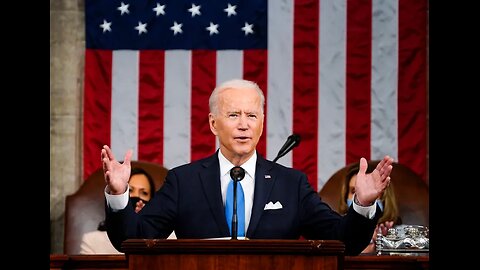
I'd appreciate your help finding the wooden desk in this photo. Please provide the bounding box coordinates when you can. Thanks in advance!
[345,255,429,270]
[122,239,344,270]
[50,254,127,270]
[50,254,429,270]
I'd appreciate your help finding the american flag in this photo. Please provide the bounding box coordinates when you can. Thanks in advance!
[84,0,428,191]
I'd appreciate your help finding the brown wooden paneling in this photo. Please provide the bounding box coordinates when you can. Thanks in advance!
[50,254,127,270]
[50,254,429,270]
[344,255,429,270]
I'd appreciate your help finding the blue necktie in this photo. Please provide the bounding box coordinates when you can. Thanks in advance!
[225,179,245,237]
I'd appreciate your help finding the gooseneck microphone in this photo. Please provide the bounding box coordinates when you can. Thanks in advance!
[272,134,301,163]
[229,166,245,239]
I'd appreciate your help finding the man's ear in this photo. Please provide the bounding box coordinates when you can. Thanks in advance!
[209,113,218,135]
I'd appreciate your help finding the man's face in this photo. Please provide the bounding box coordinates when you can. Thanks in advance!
[209,87,264,164]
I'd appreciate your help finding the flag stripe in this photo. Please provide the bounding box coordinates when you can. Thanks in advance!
[398,0,428,181]
[84,49,112,177]
[111,51,139,160]
[266,0,294,168]
[217,51,243,84]
[318,0,347,188]
[293,0,320,190]
[138,50,165,163]
[163,51,191,169]
[191,50,217,162]
[346,0,372,164]
[371,0,399,162]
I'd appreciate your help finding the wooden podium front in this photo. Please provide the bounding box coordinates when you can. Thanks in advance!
[122,239,345,270]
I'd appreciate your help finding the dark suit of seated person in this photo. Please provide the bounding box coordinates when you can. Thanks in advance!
[102,78,394,256]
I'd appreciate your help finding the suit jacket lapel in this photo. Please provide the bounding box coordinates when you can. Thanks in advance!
[247,156,275,236]
[199,151,231,236]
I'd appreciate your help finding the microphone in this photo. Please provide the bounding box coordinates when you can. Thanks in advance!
[229,166,245,239]
[272,134,301,163]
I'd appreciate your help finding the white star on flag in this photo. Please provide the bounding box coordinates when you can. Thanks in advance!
[153,3,166,16]
[241,22,254,35]
[134,21,148,35]
[206,22,219,35]
[188,4,201,17]
[170,21,183,35]
[224,3,237,17]
[99,20,111,33]
[117,2,129,15]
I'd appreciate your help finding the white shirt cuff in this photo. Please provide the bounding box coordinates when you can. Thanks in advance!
[352,194,377,219]
[104,186,129,212]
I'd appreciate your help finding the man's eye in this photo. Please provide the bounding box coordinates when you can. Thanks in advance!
[248,114,257,118]
[228,114,238,118]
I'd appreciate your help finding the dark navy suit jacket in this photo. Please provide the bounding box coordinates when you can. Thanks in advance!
[106,151,380,255]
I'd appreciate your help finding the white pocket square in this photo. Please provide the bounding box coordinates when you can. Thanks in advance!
[264,201,283,210]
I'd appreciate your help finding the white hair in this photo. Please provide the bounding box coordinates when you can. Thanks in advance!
[208,79,265,115]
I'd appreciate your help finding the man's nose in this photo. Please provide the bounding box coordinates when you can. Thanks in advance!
[238,114,248,128]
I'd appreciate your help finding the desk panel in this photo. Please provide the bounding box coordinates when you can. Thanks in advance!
[50,254,429,270]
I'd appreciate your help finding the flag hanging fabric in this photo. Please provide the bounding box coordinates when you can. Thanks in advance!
[84,0,428,191]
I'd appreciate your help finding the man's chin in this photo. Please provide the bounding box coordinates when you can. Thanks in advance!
[233,146,255,156]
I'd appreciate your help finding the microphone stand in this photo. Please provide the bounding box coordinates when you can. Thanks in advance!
[232,179,239,239]
[229,166,245,240]
[272,134,301,163]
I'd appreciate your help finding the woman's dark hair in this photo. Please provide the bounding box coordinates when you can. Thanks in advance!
[130,167,156,198]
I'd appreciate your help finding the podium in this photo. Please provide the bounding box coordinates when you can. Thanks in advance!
[121,239,345,270]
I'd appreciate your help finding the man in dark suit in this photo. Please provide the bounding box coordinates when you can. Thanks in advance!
[102,78,394,255]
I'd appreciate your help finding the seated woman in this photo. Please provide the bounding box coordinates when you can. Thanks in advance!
[338,162,402,254]
[80,167,176,254]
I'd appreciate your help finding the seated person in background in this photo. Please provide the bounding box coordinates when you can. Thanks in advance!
[101,78,394,256]
[338,162,401,253]
[80,168,176,254]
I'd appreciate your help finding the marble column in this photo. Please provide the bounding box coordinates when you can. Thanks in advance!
[50,0,84,254]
